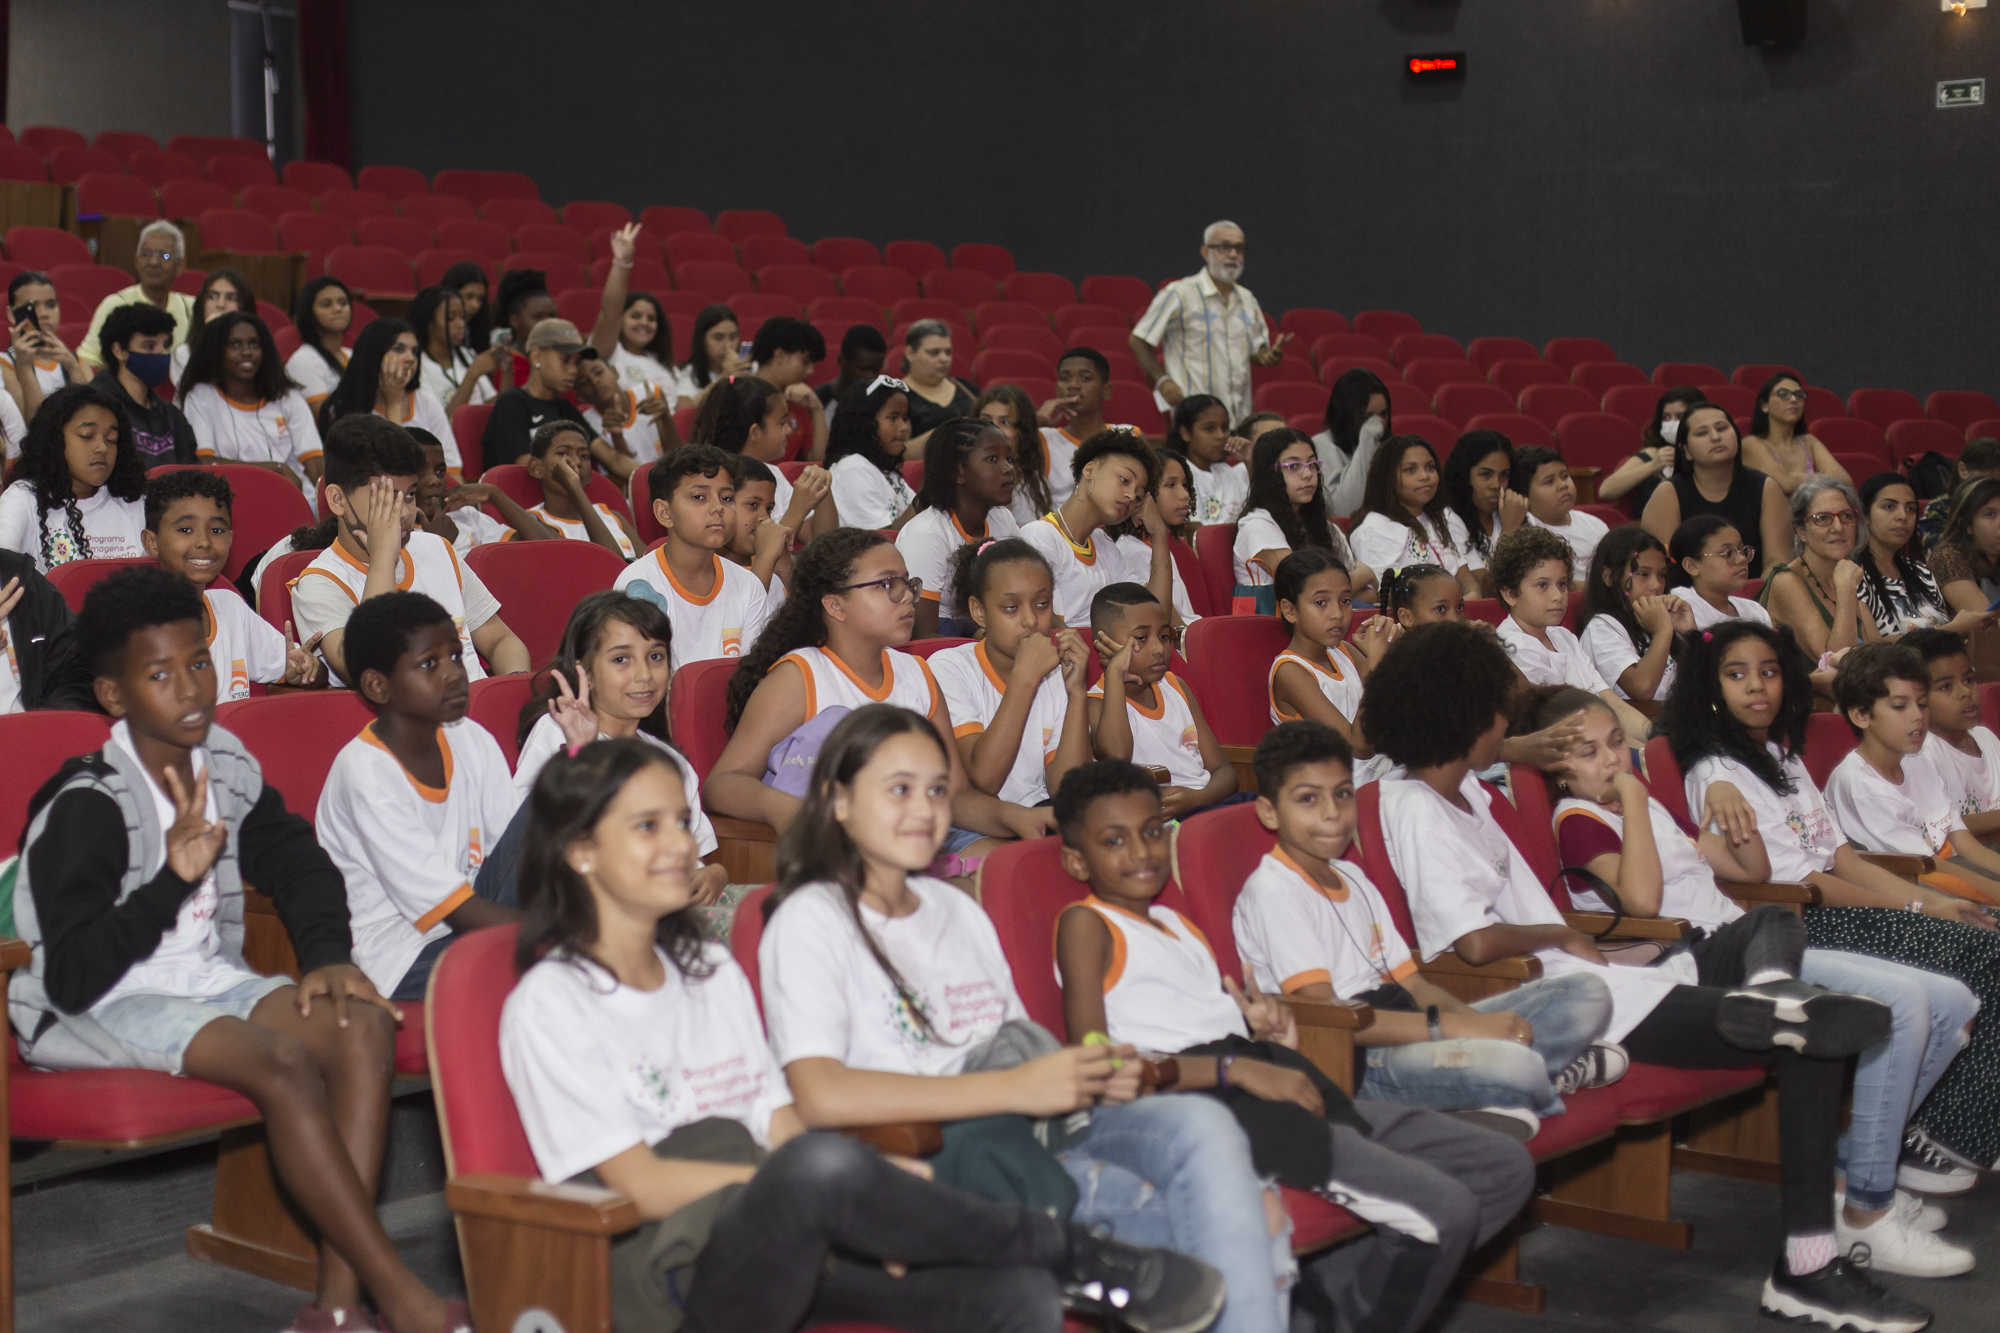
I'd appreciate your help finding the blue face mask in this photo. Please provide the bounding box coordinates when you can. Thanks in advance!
[125,350,172,387]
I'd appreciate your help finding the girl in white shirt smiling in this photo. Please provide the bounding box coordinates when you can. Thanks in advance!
[1574,526,1693,703]
[826,376,917,531]
[1231,428,1373,614]
[757,704,1271,1333]
[501,737,1215,1333]
[1348,435,1481,598]
[1661,619,2000,1189]
[178,311,322,495]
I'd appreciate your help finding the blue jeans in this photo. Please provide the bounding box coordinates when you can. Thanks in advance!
[1801,947,1980,1210]
[1062,1094,1287,1333]
[1357,973,1613,1116]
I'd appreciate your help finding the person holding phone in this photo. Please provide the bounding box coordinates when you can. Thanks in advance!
[2,271,78,423]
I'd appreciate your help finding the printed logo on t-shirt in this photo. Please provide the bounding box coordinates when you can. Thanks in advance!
[1179,724,1201,756]
[229,657,248,700]
[467,826,484,870]
[721,628,742,657]
[1921,814,1953,853]
[1784,806,1836,852]
[885,977,1008,1056]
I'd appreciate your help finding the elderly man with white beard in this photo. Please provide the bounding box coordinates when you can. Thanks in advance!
[1131,219,1291,421]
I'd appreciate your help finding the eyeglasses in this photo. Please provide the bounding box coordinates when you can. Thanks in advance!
[1804,510,1858,529]
[1205,241,1245,254]
[137,248,179,263]
[839,573,923,604]
[1769,388,1808,404]
[1277,458,1321,475]
[1703,544,1754,563]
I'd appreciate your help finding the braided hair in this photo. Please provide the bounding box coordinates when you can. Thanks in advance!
[17,383,142,569]
[724,527,891,729]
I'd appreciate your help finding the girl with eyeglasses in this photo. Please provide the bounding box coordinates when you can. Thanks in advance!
[826,375,916,530]
[1350,434,1479,599]
[1229,427,1371,615]
[705,528,1054,880]
[1668,514,1772,629]
[1743,374,1850,497]
[1758,477,1880,659]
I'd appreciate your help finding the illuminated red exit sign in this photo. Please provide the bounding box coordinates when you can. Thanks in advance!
[1406,52,1466,77]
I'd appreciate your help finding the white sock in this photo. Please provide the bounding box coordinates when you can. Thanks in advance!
[1747,968,1794,986]
[1786,1231,1837,1275]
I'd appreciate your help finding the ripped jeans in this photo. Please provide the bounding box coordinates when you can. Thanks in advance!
[1355,973,1613,1116]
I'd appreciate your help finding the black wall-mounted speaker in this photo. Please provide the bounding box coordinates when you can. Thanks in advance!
[1738,0,1807,48]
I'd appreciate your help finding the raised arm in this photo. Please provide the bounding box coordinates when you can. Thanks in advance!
[590,224,640,359]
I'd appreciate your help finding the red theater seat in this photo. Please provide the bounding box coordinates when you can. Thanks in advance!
[883,239,947,280]
[1352,310,1421,345]
[1180,615,1290,747]
[465,535,627,670]
[148,463,314,579]
[1520,384,1600,431]
[282,160,352,196]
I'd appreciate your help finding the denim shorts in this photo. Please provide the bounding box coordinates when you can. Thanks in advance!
[92,973,292,1075]
[939,826,984,855]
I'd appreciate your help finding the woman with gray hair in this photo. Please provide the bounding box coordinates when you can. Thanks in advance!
[898,318,975,450]
[1757,474,1880,657]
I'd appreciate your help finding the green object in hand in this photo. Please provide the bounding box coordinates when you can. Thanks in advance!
[1081,1030,1122,1070]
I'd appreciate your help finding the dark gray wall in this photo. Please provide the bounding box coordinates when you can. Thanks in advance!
[348,0,1997,399]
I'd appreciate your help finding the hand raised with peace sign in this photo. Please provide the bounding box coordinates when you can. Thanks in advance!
[162,764,228,885]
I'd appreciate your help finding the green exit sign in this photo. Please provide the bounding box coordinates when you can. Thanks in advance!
[1938,78,1986,108]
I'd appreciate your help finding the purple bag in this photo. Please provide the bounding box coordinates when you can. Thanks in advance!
[761,706,852,797]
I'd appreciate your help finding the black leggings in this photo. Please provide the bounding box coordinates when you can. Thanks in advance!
[685,1132,1070,1333]
[1621,907,1839,1237]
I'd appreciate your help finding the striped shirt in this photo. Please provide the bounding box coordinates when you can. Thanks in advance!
[1131,271,1270,421]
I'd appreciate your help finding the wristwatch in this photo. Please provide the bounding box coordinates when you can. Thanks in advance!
[1426,1005,1445,1043]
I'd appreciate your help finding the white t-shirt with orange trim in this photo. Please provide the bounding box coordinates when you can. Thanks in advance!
[2,349,67,403]
[1086,672,1209,789]
[896,504,1019,623]
[518,501,636,559]
[1020,514,1116,627]
[1038,427,1081,510]
[780,646,940,725]
[290,530,498,686]
[182,382,322,495]
[930,640,1068,804]
[379,390,461,474]
[583,388,664,470]
[1062,897,1246,1054]
[1267,647,1394,785]
[316,717,517,997]
[1552,795,1743,932]
[614,547,771,673]
[202,585,287,702]
[285,345,346,408]
[1233,847,1417,1000]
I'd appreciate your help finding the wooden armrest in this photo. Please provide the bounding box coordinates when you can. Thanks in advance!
[1562,911,1689,941]
[710,815,777,843]
[1567,466,1602,479]
[1719,879,1819,905]
[1422,952,1542,982]
[1857,851,1933,877]
[842,1122,944,1157]
[446,1173,642,1235]
[1274,995,1374,1031]
[0,936,30,973]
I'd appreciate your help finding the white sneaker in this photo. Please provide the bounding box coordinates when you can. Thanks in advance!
[1836,1211,1975,1279]
[1838,1188,1949,1235]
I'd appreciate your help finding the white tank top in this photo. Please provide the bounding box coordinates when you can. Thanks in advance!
[1268,648,1363,726]
[1064,898,1246,1055]
[778,646,940,724]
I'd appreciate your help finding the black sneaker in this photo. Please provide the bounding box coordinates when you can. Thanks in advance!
[1758,1255,1932,1332]
[1897,1129,1978,1196]
[1062,1225,1226,1333]
[1719,980,1891,1059]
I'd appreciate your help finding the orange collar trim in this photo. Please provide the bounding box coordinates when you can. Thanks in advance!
[974,640,1009,693]
[1274,845,1349,902]
[656,547,723,606]
[826,648,897,702]
[332,539,413,590]
[360,722,454,803]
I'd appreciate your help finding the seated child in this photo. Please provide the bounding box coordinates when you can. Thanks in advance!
[1268,548,1394,784]
[825,375,915,529]
[510,591,726,905]
[514,420,639,559]
[721,453,801,618]
[18,567,469,1332]
[1086,582,1236,819]
[1054,756,1536,1333]
[500,736,1221,1333]
[409,426,546,557]
[1166,393,1249,526]
[614,445,772,672]
[931,538,1091,805]
[690,374,837,541]
[1019,428,1174,627]
[1491,525,1653,741]
[1669,514,1772,628]
[0,383,149,573]
[140,468,321,700]
[1574,526,1693,702]
[317,592,519,1002]
[761,704,1284,1333]
[1826,642,2000,902]
[1376,622,1917,1332]
[1537,681,1980,1276]
[1038,346,1112,510]
[1233,428,1374,614]
[1110,445,1202,632]
[705,528,1050,862]
[1512,445,1607,581]
[896,416,1021,638]
[1906,626,2000,839]
[1348,435,1481,599]
[291,415,528,684]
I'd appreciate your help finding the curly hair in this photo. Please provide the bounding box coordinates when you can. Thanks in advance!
[1361,620,1516,768]
[514,737,713,981]
[76,564,205,679]
[826,376,909,477]
[17,383,144,568]
[517,591,676,747]
[724,527,891,729]
[1442,429,1513,558]
[1070,427,1158,488]
[143,466,233,529]
[177,312,296,403]
[972,384,1048,517]
[1353,435,1461,561]
[946,535,1050,623]
[318,317,420,432]
[1574,524,1670,655]
[1242,427,1335,554]
[1489,525,1574,600]
[1657,619,1814,794]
